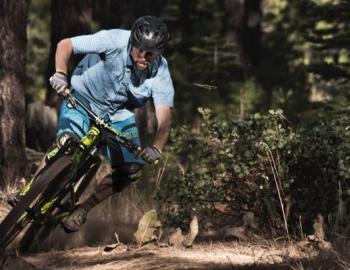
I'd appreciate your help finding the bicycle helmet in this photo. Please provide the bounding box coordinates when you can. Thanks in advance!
[131,16,169,54]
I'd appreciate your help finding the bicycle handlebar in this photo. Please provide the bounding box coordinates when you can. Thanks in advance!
[66,94,140,152]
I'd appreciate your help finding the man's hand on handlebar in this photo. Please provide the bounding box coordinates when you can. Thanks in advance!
[139,146,161,164]
[49,71,70,97]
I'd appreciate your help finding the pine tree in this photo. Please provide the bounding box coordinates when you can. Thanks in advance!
[0,0,28,188]
[296,0,350,100]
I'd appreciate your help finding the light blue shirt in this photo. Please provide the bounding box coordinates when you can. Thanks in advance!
[70,29,174,122]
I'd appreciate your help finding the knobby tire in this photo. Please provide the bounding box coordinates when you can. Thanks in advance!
[0,155,73,252]
[19,156,100,253]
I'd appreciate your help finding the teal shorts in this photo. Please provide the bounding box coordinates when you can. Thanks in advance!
[57,99,143,166]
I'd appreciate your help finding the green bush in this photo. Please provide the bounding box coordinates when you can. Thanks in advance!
[290,111,350,234]
[157,108,350,237]
[157,108,298,232]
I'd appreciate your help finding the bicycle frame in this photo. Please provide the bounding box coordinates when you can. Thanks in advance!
[20,94,140,218]
[17,129,100,224]
[0,94,142,252]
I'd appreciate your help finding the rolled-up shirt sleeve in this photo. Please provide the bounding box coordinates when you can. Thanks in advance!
[71,30,116,55]
[152,68,175,108]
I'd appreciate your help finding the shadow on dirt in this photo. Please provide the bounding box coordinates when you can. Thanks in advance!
[19,247,346,270]
[0,254,41,270]
[30,186,141,252]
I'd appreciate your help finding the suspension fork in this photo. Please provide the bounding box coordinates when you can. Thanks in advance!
[61,149,101,212]
[36,154,100,223]
[73,126,101,164]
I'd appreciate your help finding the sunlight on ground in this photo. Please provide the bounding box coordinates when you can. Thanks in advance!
[21,242,324,270]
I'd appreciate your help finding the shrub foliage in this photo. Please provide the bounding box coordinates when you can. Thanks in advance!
[157,108,350,237]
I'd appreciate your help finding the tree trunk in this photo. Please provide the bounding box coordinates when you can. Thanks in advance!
[224,0,262,118]
[240,0,262,70]
[46,0,92,107]
[224,0,244,46]
[135,101,157,147]
[94,0,165,29]
[224,0,262,71]
[0,0,28,188]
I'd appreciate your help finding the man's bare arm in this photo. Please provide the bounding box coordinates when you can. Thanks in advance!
[55,38,73,75]
[153,105,172,152]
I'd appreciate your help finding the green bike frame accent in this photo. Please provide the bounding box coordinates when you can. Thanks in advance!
[40,198,58,214]
[73,126,101,164]
[81,126,100,149]
[47,147,59,160]
[19,177,36,197]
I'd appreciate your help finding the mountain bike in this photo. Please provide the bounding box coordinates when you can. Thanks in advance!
[0,94,140,253]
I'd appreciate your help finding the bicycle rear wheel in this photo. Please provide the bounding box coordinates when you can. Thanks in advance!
[0,155,73,252]
[19,156,100,253]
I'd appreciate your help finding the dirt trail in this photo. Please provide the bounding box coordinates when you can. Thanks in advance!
[3,239,346,270]
[0,200,348,270]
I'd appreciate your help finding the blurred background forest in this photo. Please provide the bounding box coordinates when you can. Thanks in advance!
[1,0,350,242]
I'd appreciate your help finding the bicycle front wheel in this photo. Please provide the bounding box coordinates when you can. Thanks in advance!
[19,155,100,253]
[0,155,73,252]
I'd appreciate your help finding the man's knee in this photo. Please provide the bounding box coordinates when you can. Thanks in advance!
[111,163,144,193]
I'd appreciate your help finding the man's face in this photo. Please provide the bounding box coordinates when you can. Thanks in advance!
[131,47,158,71]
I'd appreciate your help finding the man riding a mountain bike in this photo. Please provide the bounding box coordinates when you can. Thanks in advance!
[48,15,174,232]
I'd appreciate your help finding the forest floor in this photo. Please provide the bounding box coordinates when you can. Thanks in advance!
[1,236,349,270]
[1,199,349,270]
[1,146,349,270]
